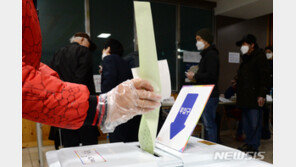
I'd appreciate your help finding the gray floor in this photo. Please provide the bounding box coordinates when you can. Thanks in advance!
[22,133,272,166]
[219,129,273,164]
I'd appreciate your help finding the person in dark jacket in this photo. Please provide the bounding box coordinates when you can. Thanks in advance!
[265,46,273,92]
[235,34,270,154]
[49,32,99,148]
[101,38,141,143]
[224,78,244,142]
[260,46,273,140]
[186,28,220,142]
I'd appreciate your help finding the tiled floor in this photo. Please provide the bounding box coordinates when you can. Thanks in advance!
[23,132,272,166]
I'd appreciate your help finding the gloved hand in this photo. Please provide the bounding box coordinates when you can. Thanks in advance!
[100,78,162,133]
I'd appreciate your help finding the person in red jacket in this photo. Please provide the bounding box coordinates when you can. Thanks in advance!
[22,0,161,133]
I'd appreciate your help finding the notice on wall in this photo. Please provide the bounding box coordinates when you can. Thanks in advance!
[228,52,240,63]
[183,51,201,63]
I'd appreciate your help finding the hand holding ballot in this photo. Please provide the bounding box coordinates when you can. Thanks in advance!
[186,71,195,81]
[100,78,162,133]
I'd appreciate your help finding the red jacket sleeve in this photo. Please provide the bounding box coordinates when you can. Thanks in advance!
[39,63,60,78]
[22,0,102,129]
[23,62,92,129]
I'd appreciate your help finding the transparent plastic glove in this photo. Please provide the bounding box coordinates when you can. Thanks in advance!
[100,78,162,133]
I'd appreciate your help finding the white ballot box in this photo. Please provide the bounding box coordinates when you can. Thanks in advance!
[46,137,272,167]
[46,86,272,167]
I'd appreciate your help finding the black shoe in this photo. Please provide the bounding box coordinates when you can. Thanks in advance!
[261,130,271,140]
[238,144,259,155]
[238,144,249,151]
[245,146,258,157]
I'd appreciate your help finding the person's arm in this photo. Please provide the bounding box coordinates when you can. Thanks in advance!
[23,62,162,132]
[224,87,235,99]
[22,62,100,129]
[22,0,161,132]
[39,63,60,78]
[256,53,270,106]
[194,53,219,83]
[101,56,118,93]
[22,0,95,129]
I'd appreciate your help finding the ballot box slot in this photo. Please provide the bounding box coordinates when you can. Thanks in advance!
[136,145,161,157]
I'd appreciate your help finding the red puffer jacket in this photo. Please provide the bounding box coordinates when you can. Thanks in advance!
[22,0,101,129]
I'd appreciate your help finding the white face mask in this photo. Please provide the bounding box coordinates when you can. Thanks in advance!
[196,41,205,50]
[266,53,273,59]
[102,53,108,60]
[240,45,249,55]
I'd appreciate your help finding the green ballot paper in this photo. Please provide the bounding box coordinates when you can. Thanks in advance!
[134,1,161,154]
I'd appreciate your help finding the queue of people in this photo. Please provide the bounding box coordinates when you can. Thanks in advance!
[186,32,272,154]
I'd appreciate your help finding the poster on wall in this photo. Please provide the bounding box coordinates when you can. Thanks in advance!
[183,51,201,63]
[228,52,240,63]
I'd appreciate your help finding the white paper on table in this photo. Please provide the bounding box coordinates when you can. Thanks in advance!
[74,149,106,165]
[93,75,101,93]
[219,97,232,103]
[228,52,240,63]
[183,51,201,63]
[132,59,171,101]
[156,85,214,152]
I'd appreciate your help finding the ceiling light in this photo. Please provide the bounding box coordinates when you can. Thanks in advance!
[97,33,111,38]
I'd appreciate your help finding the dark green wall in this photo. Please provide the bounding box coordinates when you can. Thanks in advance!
[39,0,85,65]
[90,0,134,73]
[151,2,176,89]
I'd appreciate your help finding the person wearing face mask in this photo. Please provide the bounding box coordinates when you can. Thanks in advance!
[260,46,273,140]
[101,38,141,143]
[49,32,99,148]
[186,28,220,143]
[265,46,273,90]
[235,34,270,154]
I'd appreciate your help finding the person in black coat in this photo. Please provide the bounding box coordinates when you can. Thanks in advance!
[235,34,270,154]
[101,38,141,143]
[49,32,99,148]
[186,28,220,142]
[261,46,273,140]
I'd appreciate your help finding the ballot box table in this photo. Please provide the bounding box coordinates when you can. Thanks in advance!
[46,136,272,167]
